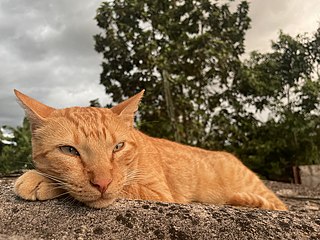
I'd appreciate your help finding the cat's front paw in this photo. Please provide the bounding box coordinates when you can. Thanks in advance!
[14,170,65,201]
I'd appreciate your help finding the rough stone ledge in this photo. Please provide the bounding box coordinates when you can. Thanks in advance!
[0,179,319,240]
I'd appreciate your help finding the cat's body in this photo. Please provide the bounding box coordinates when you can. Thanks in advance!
[14,90,287,210]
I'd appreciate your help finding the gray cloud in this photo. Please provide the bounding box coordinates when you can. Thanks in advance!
[245,0,320,53]
[1,0,320,127]
[0,0,108,126]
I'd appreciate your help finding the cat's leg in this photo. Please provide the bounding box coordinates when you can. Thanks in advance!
[227,192,287,211]
[123,184,177,203]
[14,170,65,201]
[139,188,175,203]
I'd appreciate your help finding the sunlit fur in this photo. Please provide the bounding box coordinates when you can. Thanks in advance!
[14,90,287,210]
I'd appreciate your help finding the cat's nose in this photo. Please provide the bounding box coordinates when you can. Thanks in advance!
[90,178,113,193]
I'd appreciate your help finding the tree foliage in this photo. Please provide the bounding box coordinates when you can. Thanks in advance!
[236,31,320,181]
[95,0,251,144]
[0,118,32,174]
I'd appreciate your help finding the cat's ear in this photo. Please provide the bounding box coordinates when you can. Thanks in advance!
[14,89,55,130]
[111,90,145,127]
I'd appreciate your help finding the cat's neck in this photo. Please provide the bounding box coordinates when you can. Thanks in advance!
[131,129,210,169]
[133,128,208,155]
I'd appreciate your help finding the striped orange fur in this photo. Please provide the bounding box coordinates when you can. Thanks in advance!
[13,89,287,210]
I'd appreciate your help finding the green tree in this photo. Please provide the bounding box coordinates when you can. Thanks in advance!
[235,31,320,181]
[0,118,32,174]
[89,98,102,107]
[94,0,250,146]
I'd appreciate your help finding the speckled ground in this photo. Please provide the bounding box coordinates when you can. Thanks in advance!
[0,178,319,240]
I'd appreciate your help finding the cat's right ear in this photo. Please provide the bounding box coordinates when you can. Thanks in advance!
[111,90,144,127]
[14,89,55,130]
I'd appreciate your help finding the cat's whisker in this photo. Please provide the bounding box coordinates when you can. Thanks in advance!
[34,171,82,196]
[53,191,71,199]
[59,195,74,206]
[123,169,146,186]
[44,184,65,192]
[119,189,129,196]
[35,171,67,185]
[44,182,63,187]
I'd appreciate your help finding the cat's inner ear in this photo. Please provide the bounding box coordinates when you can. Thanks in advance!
[111,90,145,127]
[14,89,55,130]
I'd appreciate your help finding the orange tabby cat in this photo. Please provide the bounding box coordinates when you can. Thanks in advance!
[13,89,287,210]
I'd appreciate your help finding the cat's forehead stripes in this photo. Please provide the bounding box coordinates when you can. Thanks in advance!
[59,107,116,143]
[62,107,107,122]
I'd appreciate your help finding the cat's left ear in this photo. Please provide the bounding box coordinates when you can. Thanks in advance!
[14,89,55,131]
[111,90,145,127]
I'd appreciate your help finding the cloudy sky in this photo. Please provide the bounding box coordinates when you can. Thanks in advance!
[1,0,320,127]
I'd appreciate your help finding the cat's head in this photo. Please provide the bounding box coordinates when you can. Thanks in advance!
[14,89,144,208]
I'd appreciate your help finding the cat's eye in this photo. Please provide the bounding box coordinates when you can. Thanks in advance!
[59,146,80,157]
[113,142,125,153]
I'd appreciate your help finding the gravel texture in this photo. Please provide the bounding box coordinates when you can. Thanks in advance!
[0,178,319,240]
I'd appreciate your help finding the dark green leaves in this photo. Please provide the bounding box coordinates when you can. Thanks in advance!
[94,0,251,145]
[0,118,32,174]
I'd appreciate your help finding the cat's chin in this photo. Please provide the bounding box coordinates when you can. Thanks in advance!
[84,197,116,208]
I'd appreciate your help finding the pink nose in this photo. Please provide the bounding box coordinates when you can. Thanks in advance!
[90,178,112,193]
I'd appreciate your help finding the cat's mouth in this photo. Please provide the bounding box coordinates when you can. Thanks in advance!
[70,190,117,208]
[65,182,120,208]
[84,195,117,208]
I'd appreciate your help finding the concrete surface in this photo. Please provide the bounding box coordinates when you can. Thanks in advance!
[0,179,319,239]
